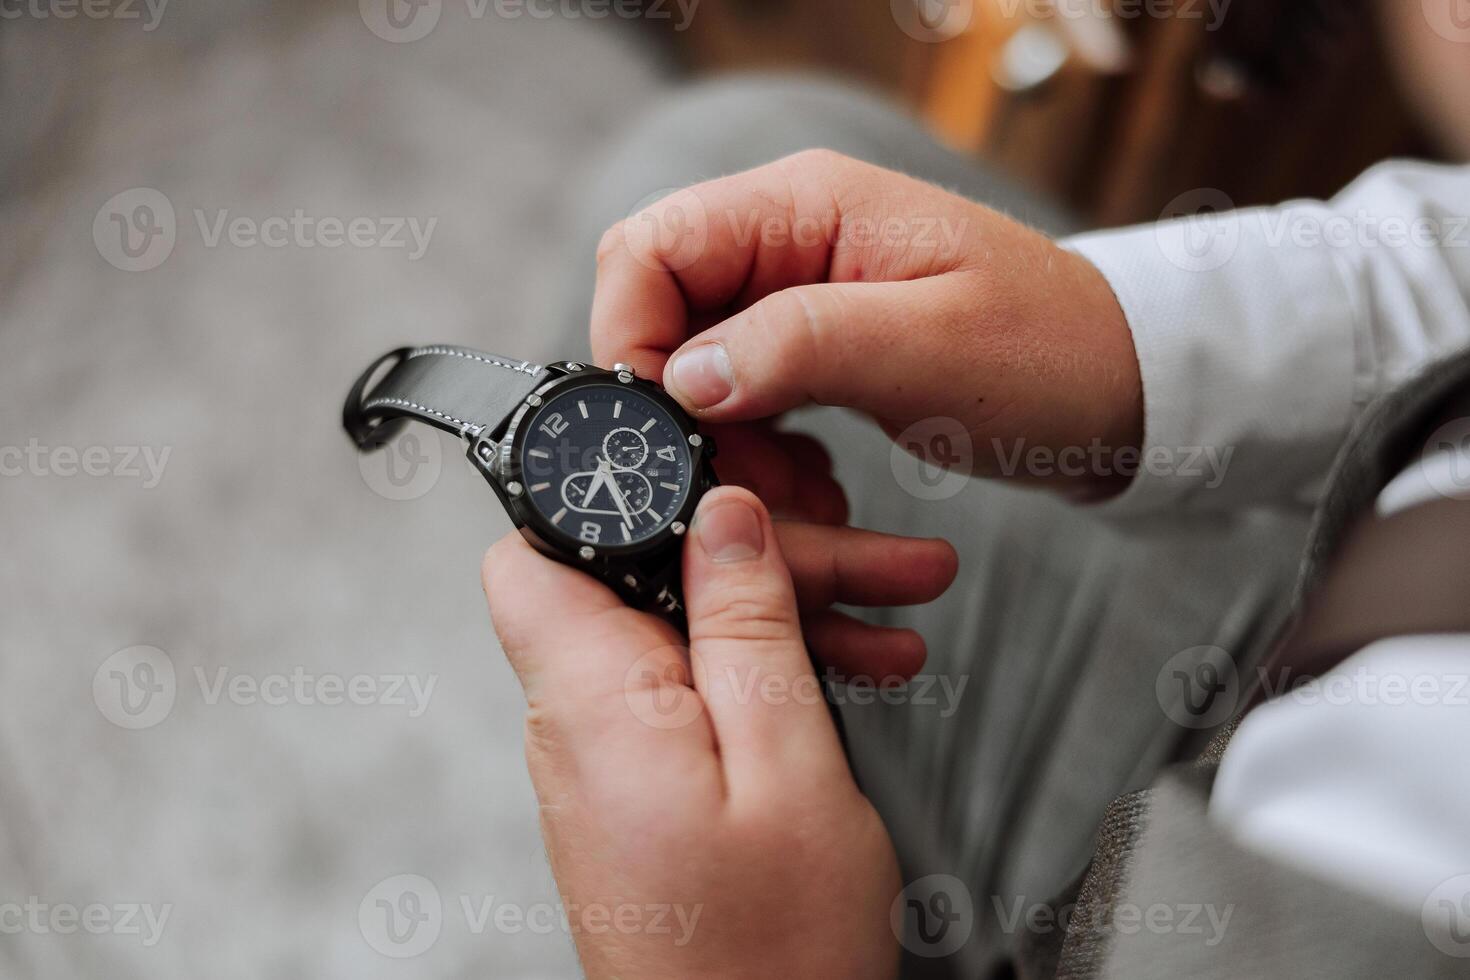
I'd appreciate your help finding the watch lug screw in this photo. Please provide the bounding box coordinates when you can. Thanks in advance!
[566,362,584,372]
[617,372,633,384]
[688,433,703,447]
[613,362,635,375]
[671,521,687,536]
[578,545,595,561]
[505,481,523,497]
[526,393,542,407]
[623,573,639,589]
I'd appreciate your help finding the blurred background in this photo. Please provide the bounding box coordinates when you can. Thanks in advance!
[0,0,1458,977]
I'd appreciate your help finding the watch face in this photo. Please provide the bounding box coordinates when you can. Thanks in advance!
[517,383,693,548]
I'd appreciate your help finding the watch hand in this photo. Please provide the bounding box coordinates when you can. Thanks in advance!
[600,459,638,527]
[583,462,614,511]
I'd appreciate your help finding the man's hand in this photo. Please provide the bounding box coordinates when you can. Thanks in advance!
[485,488,903,980]
[591,149,1143,499]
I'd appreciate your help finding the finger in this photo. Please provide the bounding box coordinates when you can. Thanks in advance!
[776,522,958,610]
[483,534,719,794]
[682,487,848,792]
[802,609,927,682]
[590,150,959,378]
[662,275,985,424]
[770,430,847,525]
[706,423,847,524]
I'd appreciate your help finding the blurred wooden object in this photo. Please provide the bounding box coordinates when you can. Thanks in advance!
[916,0,1428,223]
[660,0,1432,225]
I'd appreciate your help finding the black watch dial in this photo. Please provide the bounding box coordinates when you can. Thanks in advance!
[517,384,693,547]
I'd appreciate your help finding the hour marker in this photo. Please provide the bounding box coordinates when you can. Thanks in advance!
[529,449,551,459]
[530,482,551,492]
[660,481,681,491]
[577,400,589,419]
[640,418,656,432]
[551,507,567,525]
[620,523,631,542]
[613,400,623,419]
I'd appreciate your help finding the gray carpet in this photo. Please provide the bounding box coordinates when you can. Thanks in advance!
[0,5,668,977]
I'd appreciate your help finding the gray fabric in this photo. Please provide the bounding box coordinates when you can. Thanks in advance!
[1046,349,1470,979]
[560,77,1311,979]
[1088,769,1465,980]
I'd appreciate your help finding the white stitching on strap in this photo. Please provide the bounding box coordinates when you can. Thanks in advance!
[361,396,473,431]
[407,345,541,376]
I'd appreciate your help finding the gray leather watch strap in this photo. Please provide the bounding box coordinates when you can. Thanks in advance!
[344,345,550,448]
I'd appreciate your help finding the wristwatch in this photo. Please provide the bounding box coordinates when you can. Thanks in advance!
[343,345,717,623]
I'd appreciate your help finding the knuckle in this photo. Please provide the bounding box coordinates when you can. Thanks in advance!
[595,221,628,264]
[757,288,829,363]
[695,583,799,644]
[779,147,851,175]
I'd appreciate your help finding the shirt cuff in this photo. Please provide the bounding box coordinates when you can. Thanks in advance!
[1062,206,1363,516]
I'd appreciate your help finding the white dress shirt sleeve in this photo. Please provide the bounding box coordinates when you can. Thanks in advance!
[1063,160,1470,515]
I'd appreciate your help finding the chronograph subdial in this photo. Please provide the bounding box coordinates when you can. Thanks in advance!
[602,427,649,470]
[561,472,599,512]
[612,470,652,514]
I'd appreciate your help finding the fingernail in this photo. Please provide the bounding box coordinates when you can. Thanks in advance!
[667,343,733,409]
[696,497,764,563]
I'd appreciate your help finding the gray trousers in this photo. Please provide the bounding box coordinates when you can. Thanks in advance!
[552,77,1308,978]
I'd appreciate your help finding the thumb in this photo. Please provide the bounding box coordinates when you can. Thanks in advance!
[661,277,967,424]
[682,487,848,793]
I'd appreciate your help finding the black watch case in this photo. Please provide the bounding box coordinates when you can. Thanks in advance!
[466,361,717,611]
